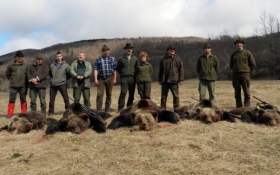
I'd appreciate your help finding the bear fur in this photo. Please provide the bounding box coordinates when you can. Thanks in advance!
[175,99,235,124]
[107,99,179,130]
[45,103,110,135]
[240,103,280,126]
[0,112,53,134]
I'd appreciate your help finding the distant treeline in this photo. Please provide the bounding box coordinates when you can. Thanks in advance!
[1,33,280,81]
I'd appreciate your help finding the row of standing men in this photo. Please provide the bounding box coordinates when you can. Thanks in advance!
[5,38,256,118]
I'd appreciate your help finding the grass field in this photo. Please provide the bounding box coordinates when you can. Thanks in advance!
[0,79,280,175]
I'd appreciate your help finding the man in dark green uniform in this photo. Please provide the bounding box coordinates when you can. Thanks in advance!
[196,42,219,103]
[230,38,256,108]
[6,51,28,118]
[158,45,184,110]
[116,43,138,112]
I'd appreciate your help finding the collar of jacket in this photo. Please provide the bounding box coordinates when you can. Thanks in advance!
[12,61,24,65]
[54,59,65,64]
[123,54,135,59]
[164,54,174,59]
[76,60,85,64]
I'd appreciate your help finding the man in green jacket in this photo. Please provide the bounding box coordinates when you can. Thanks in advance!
[6,51,28,118]
[70,52,93,107]
[158,45,184,110]
[196,42,219,103]
[116,43,138,112]
[230,38,256,108]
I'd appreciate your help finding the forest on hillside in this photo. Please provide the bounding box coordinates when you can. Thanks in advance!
[0,11,280,81]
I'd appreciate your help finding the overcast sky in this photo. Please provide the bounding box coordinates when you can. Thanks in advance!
[0,0,279,55]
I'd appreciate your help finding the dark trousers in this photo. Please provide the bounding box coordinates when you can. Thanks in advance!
[73,83,91,107]
[118,76,136,110]
[9,87,26,103]
[137,82,151,99]
[160,83,180,110]
[48,84,70,114]
[29,88,46,111]
[232,73,251,108]
[198,80,215,103]
[96,76,114,111]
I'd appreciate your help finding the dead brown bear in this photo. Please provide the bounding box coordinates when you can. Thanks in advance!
[107,99,179,130]
[0,112,52,134]
[238,103,280,126]
[45,103,109,135]
[175,99,235,124]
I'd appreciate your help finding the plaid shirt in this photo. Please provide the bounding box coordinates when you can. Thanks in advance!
[94,56,116,78]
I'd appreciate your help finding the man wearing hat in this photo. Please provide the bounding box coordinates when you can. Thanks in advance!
[70,52,93,108]
[158,45,184,110]
[27,53,49,115]
[116,43,138,112]
[196,42,219,103]
[6,51,28,118]
[93,45,117,112]
[230,38,256,107]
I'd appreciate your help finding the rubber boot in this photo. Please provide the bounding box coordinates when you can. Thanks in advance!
[21,101,27,113]
[7,102,15,117]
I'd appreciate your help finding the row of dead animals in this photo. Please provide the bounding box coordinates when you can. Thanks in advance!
[1,99,280,135]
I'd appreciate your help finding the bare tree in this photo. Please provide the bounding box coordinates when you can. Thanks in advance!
[257,10,280,78]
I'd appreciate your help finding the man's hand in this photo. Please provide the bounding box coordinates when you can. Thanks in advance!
[31,78,38,85]
[94,80,99,86]
[77,75,84,80]
[179,81,183,85]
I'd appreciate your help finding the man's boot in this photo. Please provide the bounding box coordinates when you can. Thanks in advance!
[7,102,15,118]
[21,101,27,113]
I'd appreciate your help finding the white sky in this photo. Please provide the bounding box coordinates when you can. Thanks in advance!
[0,0,279,55]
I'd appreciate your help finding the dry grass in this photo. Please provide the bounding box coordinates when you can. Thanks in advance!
[0,79,280,175]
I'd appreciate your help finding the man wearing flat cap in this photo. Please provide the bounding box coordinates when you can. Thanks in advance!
[6,51,28,118]
[93,45,117,112]
[116,43,138,112]
[230,38,256,107]
[196,42,219,103]
[158,45,184,110]
[27,53,49,115]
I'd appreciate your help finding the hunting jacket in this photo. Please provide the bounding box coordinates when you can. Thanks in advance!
[70,60,93,88]
[196,54,219,81]
[116,54,138,77]
[158,54,184,83]
[230,49,256,74]
[27,62,49,88]
[135,61,153,82]
[49,59,70,87]
[6,61,28,88]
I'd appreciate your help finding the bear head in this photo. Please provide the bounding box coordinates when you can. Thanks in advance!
[8,117,34,134]
[197,107,221,124]
[65,112,90,134]
[131,108,158,131]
